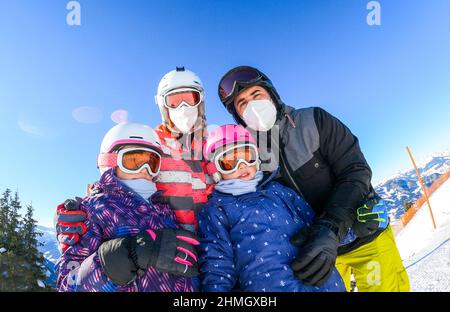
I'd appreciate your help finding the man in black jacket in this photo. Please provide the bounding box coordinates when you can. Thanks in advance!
[218,66,409,291]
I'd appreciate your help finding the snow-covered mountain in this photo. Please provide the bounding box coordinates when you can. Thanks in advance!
[375,149,450,221]
[36,225,59,288]
[36,225,60,264]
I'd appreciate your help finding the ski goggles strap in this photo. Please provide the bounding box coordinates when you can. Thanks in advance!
[97,153,118,168]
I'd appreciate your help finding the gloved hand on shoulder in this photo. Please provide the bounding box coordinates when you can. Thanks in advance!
[290,218,341,286]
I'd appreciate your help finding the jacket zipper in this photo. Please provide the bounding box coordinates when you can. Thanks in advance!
[279,135,305,199]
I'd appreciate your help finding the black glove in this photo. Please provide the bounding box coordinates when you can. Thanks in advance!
[290,219,340,286]
[353,196,389,237]
[98,228,199,286]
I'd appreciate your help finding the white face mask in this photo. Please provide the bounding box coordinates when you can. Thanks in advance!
[168,103,199,133]
[242,99,277,131]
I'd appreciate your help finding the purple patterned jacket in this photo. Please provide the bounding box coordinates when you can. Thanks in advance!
[56,169,196,292]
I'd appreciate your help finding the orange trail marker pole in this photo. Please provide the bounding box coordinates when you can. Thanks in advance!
[406,146,437,229]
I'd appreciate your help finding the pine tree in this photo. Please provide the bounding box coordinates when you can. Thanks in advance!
[21,203,49,291]
[7,191,23,253]
[0,189,20,291]
[0,189,54,291]
[403,201,413,212]
[0,190,8,290]
[0,189,12,249]
[0,191,25,290]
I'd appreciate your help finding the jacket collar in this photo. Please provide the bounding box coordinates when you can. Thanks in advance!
[155,124,205,160]
[213,168,279,197]
[93,169,165,213]
[275,103,297,133]
[257,167,280,190]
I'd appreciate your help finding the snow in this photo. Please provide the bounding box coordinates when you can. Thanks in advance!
[36,225,60,263]
[374,149,450,220]
[395,178,450,291]
[0,247,6,254]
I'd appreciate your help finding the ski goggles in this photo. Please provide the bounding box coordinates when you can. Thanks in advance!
[163,88,203,110]
[98,147,162,176]
[219,67,262,102]
[214,144,259,175]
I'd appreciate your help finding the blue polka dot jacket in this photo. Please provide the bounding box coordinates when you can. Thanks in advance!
[197,171,345,292]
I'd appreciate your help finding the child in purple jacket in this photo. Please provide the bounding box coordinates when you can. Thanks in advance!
[56,123,199,292]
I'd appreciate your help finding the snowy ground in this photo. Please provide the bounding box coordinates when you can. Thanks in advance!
[395,178,450,292]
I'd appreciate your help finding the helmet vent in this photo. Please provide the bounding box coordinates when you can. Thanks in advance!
[129,136,144,139]
[176,66,185,72]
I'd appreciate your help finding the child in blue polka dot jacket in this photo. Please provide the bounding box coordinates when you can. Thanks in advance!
[198,124,345,292]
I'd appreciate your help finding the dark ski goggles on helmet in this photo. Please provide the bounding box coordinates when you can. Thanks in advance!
[218,66,262,103]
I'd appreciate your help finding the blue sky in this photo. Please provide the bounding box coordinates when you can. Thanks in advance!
[0,0,449,227]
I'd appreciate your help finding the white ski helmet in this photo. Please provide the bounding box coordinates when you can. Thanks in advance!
[97,122,163,174]
[155,67,207,134]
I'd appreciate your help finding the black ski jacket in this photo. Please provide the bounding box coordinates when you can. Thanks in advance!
[255,104,384,254]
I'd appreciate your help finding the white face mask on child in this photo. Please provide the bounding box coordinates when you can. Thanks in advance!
[119,178,157,201]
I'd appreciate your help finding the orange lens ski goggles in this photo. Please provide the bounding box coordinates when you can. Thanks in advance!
[215,144,258,174]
